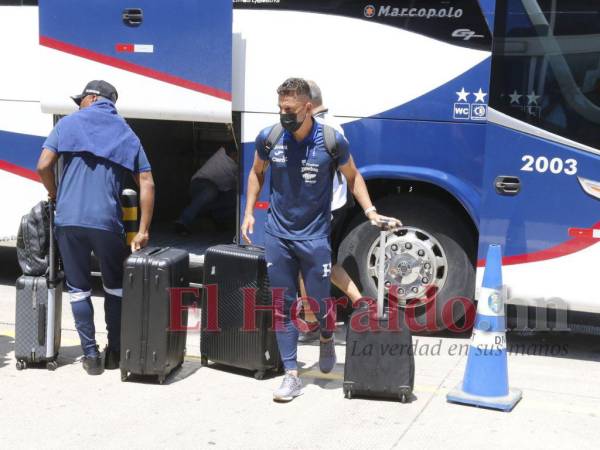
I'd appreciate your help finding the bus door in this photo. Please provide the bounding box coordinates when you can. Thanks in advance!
[38,0,232,123]
[479,0,600,315]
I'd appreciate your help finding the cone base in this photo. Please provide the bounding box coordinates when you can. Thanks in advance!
[446,385,522,412]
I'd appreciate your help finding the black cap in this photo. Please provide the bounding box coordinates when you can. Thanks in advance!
[71,80,118,105]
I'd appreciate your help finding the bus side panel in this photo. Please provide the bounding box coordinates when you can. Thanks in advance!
[344,118,485,222]
[0,103,52,244]
[479,0,600,314]
[478,122,600,313]
[39,0,232,122]
[233,7,490,121]
[0,5,53,244]
[0,6,40,102]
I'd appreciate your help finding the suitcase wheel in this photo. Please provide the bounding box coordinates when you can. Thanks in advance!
[158,375,166,385]
[120,370,128,382]
[16,360,27,371]
[200,355,209,367]
[398,386,411,404]
[46,361,58,371]
[254,370,266,381]
[344,388,352,400]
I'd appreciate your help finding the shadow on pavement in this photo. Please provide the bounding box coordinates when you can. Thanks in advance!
[328,318,600,363]
[123,359,203,385]
[299,362,344,390]
[0,334,14,369]
[165,359,203,384]
[506,332,600,362]
[198,360,282,381]
[298,361,420,403]
[7,344,82,371]
[57,344,86,365]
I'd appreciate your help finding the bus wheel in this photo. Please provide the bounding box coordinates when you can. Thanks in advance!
[337,194,476,333]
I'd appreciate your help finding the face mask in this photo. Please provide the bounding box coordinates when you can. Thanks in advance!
[280,112,303,133]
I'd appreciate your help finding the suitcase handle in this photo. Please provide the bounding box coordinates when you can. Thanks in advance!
[239,244,265,253]
[47,200,59,286]
[134,246,168,256]
[147,247,168,256]
[377,229,386,320]
[38,303,46,346]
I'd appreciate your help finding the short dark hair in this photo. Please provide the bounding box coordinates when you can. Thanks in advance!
[276,78,312,99]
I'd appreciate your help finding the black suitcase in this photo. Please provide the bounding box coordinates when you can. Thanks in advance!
[200,244,281,380]
[343,228,415,402]
[120,247,189,384]
[15,201,62,371]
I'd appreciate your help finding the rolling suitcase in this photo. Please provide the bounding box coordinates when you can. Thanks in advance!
[120,247,189,384]
[343,227,415,402]
[200,244,281,380]
[15,201,63,371]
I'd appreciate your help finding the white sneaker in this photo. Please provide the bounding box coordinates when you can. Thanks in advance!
[273,372,303,402]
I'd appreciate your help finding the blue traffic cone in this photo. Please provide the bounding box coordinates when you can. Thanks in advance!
[446,244,522,411]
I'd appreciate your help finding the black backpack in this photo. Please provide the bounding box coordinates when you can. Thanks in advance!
[263,122,355,209]
[16,201,51,276]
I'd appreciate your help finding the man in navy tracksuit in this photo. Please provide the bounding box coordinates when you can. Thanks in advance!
[242,78,400,401]
[37,80,155,375]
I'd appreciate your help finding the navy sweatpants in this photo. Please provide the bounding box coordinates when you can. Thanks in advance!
[265,235,334,371]
[55,226,127,357]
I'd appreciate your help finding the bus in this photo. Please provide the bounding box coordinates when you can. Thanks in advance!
[1,0,599,332]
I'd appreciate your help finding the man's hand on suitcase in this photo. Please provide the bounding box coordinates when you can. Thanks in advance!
[241,214,255,244]
[370,214,402,231]
[131,231,149,253]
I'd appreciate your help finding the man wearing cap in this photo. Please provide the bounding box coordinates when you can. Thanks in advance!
[36,80,155,375]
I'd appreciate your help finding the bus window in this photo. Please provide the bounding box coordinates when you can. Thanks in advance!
[490,0,600,150]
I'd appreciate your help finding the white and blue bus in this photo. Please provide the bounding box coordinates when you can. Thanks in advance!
[1,0,599,331]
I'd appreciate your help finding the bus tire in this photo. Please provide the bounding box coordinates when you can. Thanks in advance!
[337,194,476,332]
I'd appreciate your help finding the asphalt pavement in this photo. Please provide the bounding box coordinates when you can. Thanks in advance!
[1,247,600,449]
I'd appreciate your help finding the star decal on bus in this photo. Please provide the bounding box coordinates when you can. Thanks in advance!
[527,92,540,105]
[456,87,470,102]
[473,88,487,103]
[509,90,522,104]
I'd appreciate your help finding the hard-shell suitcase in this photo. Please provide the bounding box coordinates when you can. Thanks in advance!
[15,201,62,371]
[120,247,189,384]
[343,227,415,402]
[200,244,281,380]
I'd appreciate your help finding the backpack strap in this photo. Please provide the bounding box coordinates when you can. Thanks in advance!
[263,123,284,158]
[322,124,343,184]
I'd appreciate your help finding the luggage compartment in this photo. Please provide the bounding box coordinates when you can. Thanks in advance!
[90,116,241,279]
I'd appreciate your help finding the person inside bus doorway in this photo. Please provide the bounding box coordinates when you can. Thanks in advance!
[296,80,364,343]
[175,143,238,235]
[241,77,401,402]
[36,80,155,375]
